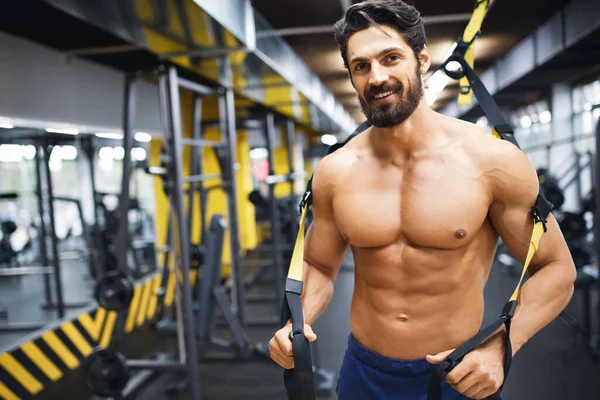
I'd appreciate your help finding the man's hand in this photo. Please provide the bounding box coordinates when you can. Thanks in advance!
[269,323,317,369]
[426,333,505,399]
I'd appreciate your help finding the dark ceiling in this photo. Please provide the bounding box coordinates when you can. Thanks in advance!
[252,0,570,122]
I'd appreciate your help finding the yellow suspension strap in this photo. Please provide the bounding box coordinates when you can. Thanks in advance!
[456,0,495,105]
[427,2,554,399]
[280,123,368,400]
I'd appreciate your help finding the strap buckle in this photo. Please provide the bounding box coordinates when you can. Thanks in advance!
[501,300,518,318]
[531,206,548,232]
[454,32,481,58]
[299,190,311,215]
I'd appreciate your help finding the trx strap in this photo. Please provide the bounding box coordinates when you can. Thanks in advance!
[280,122,368,400]
[425,1,554,399]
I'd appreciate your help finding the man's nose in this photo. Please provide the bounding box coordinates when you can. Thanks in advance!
[368,64,389,87]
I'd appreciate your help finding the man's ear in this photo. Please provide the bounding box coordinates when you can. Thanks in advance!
[418,45,431,76]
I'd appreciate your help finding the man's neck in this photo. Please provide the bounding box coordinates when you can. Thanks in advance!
[369,100,443,161]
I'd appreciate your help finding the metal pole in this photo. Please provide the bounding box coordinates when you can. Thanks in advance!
[43,142,65,318]
[286,119,295,196]
[575,152,583,208]
[115,74,136,274]
[187,95,203,243]
[165,66,201,398]
[219,87,246,329]
[265,113,285,310]
[286,119,299,241]
[87,136,100,226]
[589,150,595,192]
[35,143,52,307]
[594,120,600,344]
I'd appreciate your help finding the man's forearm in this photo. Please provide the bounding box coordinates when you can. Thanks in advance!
[509,260,575,355]
[300,261,336,325]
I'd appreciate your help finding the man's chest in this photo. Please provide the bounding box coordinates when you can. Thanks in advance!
[331,155,492,249]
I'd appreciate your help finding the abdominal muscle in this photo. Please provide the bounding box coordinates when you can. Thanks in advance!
[349,241,494,360]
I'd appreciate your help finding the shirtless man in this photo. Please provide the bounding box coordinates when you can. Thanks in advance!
[269,1,576,399]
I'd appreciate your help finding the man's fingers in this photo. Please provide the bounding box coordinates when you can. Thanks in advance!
[275,330,293,356]
[304,324,317,341]
[271,352,294,369]
[471,384,500,400]
[445,360,472,386]
[268,338,294,368]
[426,348,455,364]
[451,370,480,396]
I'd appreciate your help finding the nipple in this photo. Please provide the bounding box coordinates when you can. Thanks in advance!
[455,229,467,239]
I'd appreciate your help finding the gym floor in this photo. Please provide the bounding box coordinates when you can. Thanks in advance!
[0,259,95,348]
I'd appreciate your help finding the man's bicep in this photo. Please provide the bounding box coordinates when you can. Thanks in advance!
[488,147,569,272]
[304,215,348,279]
[303,156,348,278]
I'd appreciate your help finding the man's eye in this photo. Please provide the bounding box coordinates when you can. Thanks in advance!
[355,63,367,71]
[387,55,400,62]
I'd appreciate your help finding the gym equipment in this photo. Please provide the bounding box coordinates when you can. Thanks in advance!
[82,348,131,397]
[82,73,153,398]
[91,191,156,280]
[0,218,18,266]
[0,193,37,267]
[537,168,565,211]
[0,138,93,333]
[244,116,305,315]
[94,270,135,312]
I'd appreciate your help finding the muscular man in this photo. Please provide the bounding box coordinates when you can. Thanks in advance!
[269,1,576,399]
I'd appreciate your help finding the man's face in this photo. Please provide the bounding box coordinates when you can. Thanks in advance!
[346,25,428,127]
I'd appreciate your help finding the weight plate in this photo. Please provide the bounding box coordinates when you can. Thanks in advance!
[82,347,130,397]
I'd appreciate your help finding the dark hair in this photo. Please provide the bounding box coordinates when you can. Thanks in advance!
[333,0,427,71]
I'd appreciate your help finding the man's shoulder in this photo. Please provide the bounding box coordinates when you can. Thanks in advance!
[445,118,539,201]
[441,115,524,167]
[313,146,357,186]
[312,134,365,193]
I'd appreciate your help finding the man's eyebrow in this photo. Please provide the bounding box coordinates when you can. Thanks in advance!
[349,47,405,65]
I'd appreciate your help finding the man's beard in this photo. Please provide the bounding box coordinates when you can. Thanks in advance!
[358,69,423,128]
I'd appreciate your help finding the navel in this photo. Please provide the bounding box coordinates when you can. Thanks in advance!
[455,229,467,239]
[397,314,409,323]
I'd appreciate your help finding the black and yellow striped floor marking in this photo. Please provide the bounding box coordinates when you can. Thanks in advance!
[0,270,176,399]
[0,267,203,399]
[146,274,163,320]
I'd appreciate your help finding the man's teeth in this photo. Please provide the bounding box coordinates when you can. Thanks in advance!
[374,91,395,99]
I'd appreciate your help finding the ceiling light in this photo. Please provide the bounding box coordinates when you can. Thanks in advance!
[0,123,14,129]
[60,145,78,160]
[520,116,532,129]
[0,145,23,163]
[135,132,152,142]
[49,146,62,172]
[113,147,125,161]
[45,128,79,135]
[321,134,337,146]
[132,147,147,161]
[249,148,268,160]
[99,147,115,161]
[96,132,123,140]
[539,111,552,124]
[21,145,37,161]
